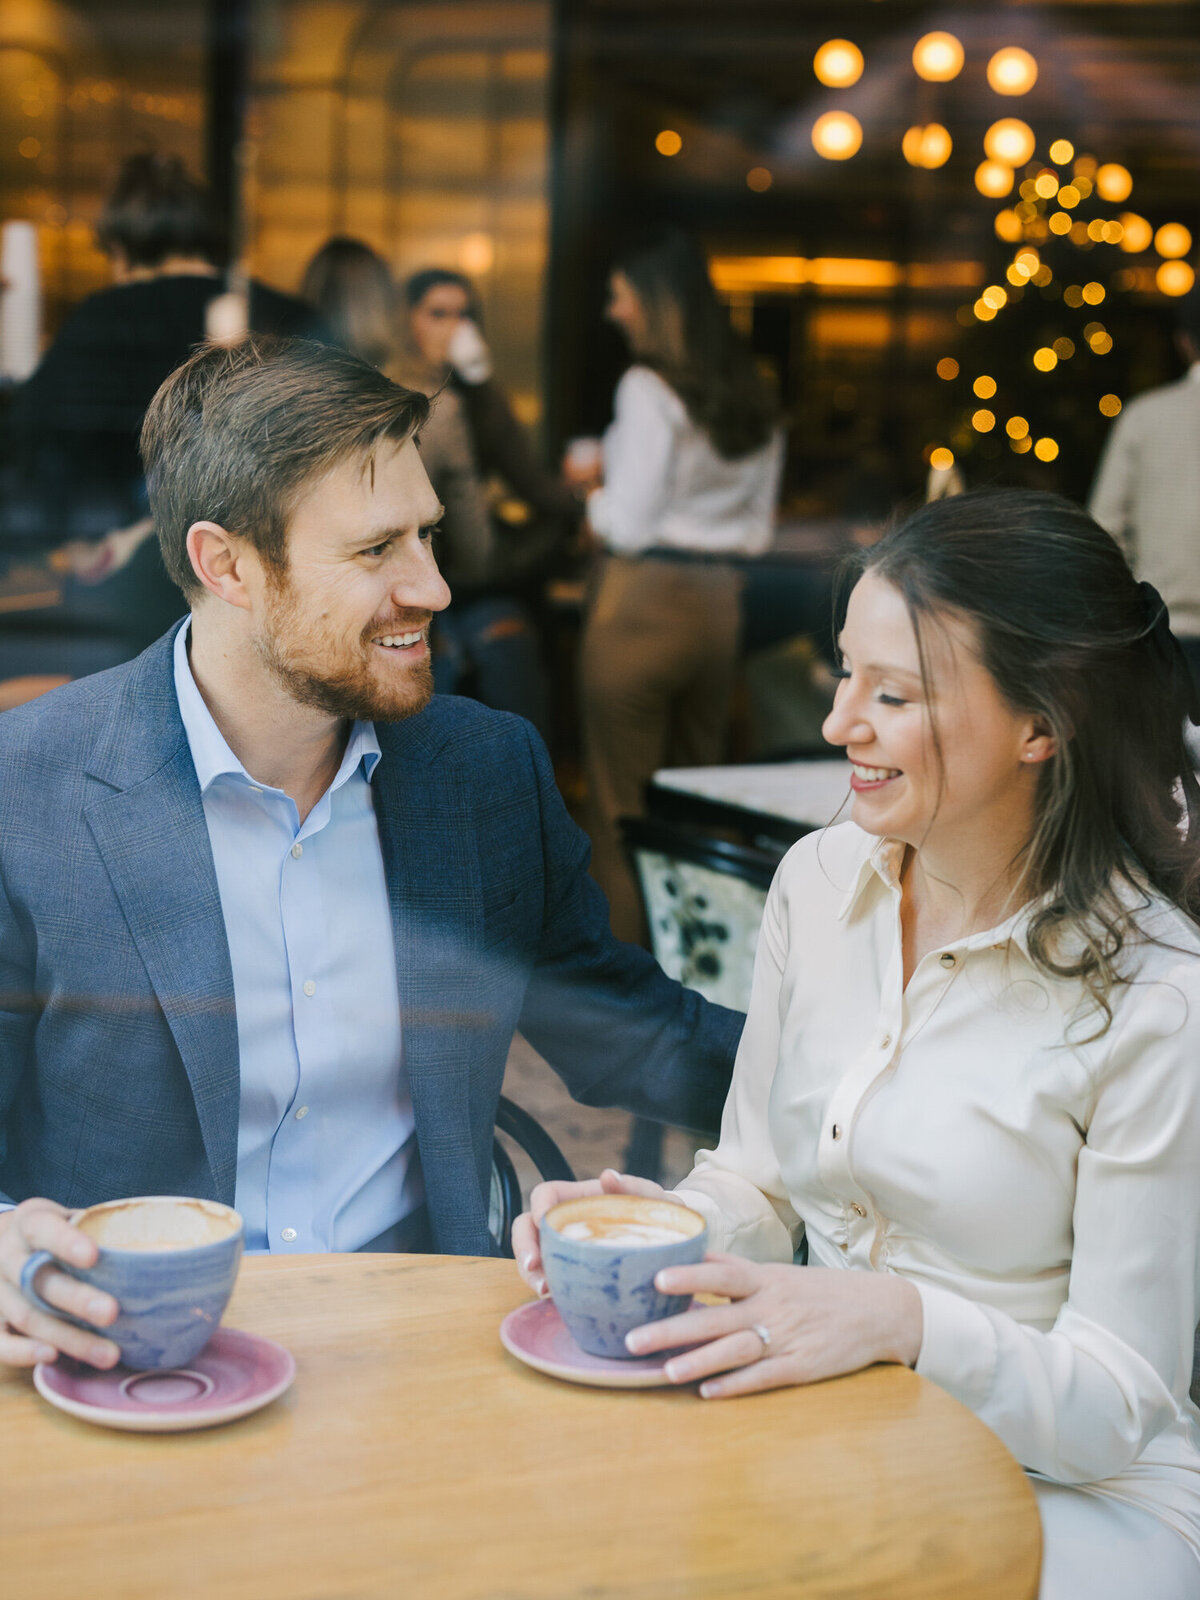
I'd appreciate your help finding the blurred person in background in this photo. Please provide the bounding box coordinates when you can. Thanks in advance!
[392,267,578,739]
[0,152,325,683]
[573,230,783,944]
[1089,290,1200,705]
[300,236,397,370]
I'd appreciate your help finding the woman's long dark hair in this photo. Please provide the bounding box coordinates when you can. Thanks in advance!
[611,230,777,459]
[856,489,1200,1031]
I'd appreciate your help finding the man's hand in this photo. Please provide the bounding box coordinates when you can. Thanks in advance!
[0,1200,120,1369]
[511,1168,668,1294]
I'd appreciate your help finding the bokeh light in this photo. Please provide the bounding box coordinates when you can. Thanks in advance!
[1033,172,1059,200]
[1006,416,1030,440]
[974,299,998,322]
[1099,394,1122,417]
[1157,260,1196,297]
[976,161,1015,199]
[1048,212,1072,236]
[1101,221,1125,245]
[1155,223,1193,260]
[973,375,997,398]
[746,167,773,192]
[1089,330,1114,354]
[1033,347,1058,372]
[1052,337,1076,359]
[1086,219,1107,243]
[1082,282,1106,305]
[913,32,964,82]
[812,111,863,160]
[929,447,956,470]
[972,410,997,433]
[1095,163,1132,203]
[1063,285,1085,308]
[982,284,1008,310]
[459,233,495,275]
[1057,185,1080,209]
[995,208,1023,241]
[1034,438,1060,462]
[987,47,1038,96]
[1048,139,1075,165]
[903,123,953,169]
[655,129,682,156]
[984,119,1037,167]
[814,39,864,87]
[1118,214,1153,253]
[936,357,960,380]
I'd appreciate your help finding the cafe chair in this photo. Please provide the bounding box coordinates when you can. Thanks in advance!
[620,816,779,1179]
[489,1094,575,1258]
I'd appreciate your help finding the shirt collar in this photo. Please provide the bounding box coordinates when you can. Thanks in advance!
[836,831,1042,958]
[173,617,382,796]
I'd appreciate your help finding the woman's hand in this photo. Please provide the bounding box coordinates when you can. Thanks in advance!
[624,1254,924,1399]
[511,1169,667,1294]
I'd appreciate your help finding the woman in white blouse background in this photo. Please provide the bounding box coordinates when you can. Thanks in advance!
[517,490,1200,1597]
[572,231,783,943]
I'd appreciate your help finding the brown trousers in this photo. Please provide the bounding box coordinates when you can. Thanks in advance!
[580,553,743,944]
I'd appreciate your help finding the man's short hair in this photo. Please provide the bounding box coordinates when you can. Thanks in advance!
[141,336,430,597]
[97,152,221,270]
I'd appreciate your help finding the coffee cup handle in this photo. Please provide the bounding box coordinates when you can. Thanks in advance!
[19,1250,93,1330]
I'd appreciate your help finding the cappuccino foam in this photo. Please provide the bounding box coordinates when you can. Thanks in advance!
[559,1220,691,1247]
[77,1200,239,1252]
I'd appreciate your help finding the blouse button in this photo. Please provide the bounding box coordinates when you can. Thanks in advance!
[831,1124,842,1141]
[880,1034,892,1050]
[939,952,956,968]
[850,1202,866,1218]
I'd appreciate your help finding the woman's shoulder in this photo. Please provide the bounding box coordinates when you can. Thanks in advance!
[614,363,686,419]
[772,821,880,909]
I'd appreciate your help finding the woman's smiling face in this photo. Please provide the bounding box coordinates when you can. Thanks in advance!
[821,570,1044,855]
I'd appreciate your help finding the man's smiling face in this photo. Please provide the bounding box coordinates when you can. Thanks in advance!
[249,436,451,723]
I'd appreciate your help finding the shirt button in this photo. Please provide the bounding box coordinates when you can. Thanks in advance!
[939,952,956,968]
[838,1239,848,1252]
[280,1227,297,1243]
[880,1034,892,1049]
[831,1123,842,1141]
[295,1105,309,1120]
[291,842,303,859]
[303,980,316,997]
[850,1202,867,1218]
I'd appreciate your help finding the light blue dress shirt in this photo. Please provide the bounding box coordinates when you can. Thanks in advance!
[173,621,419,1253]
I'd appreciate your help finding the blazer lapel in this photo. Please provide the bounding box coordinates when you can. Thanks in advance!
[374,719,489,1252]
[82,631,240,1202]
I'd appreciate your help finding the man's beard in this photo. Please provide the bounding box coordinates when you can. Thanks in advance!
[253,573,434,724]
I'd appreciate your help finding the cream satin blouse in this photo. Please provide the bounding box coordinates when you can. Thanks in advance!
[676,822,1200,1554]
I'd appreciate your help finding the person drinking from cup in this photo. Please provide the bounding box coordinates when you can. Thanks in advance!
[517,490,1200,1598]
[0,335,741,1375]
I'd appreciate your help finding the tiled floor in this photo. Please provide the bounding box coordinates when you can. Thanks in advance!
[499,1031,706,1200]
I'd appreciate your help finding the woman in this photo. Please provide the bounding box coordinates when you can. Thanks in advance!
[394,268,577,737]
[300,236,398,369]
[517,490,1200,1597]
[576,230,784,944]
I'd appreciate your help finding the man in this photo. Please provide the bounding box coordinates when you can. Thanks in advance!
[1089,292,1200,695]
[0,337,741,1371]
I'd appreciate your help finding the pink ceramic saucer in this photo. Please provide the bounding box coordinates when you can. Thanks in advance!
[33,1326,295,1433]
[499,1298,698,1389]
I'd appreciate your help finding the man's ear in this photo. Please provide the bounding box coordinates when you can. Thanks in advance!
[186,521,254,610]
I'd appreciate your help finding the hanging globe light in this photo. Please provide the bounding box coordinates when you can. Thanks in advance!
[984,119,1036,167]
[975,160,1015,198]
[1095,163,1132,203]
[814,40,864,88]
[987,48,1038,96]
[903,124,953,169]
[811,111,863,161]
[912,32,964,83]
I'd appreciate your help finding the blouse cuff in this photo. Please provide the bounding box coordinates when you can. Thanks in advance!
[914,1281,999,1412]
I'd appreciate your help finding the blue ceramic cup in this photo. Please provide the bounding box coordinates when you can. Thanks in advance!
[540,1193,707,1359]
[20,1195,244,1370]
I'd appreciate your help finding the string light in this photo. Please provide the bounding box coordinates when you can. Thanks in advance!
[814,40,864,88]
[655,130,682,156]
[1033,347,1058,372]
[1082,282,1106,305]
[973,375,997,398]
[1033,172,1059,200]
[986,48,1038,96]
[1006,416,1030,439]
[1057,185,1080,209]
[1099,394,1122,417]
[1095,163,1132,202]
[984,119,1037,167]
[811,111,863,160]
[972,410,997,432]
[1048,139,1074,165]
[1034,438,1059,462]
[1048,213,1072,236]
[1155,223,1193,260]
[913,33,964,82]
[936,357,960,380]
[903,124,953,169]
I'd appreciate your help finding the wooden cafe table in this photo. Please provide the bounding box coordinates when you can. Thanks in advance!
[0,1254,1041,1600]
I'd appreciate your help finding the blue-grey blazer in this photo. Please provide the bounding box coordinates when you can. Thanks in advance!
[0,628,742,1254]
